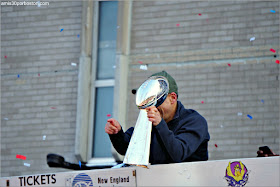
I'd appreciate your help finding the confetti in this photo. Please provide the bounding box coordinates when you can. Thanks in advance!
[4,117,9,120]
[237,112,243,116]
[77,34,80,38]
[276,60,280,64]
[201,101,204,104]
[250,37,255,42]
[247,114,253,119]
[51,107,56,109]
[24,163,31,167]
[227,63,231,67]
[16,154,26,160]
[112,65,116,69]
[220,125,224,128]
[176,23,180,27]
[60,29,64,32]
[140,65,148,70]
[138,61,143,64]
[106,114,111,117]
[71,62,77,66]
[79,161,82,168]
[215,144,218,148]
[270,10,276,13]
[38,73,40,76]
[42,135,46,140]
[17,74,20,78]
[4,56,7,59]
[270,48,276,53]
[261,99,264,103]
[198,13,202,16]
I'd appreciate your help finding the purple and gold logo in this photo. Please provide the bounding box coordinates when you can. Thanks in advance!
[224,161,249,187]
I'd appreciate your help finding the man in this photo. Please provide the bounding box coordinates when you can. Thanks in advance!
[105,71,210,164]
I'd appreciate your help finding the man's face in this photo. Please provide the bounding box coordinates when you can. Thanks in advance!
[156,93,177,123]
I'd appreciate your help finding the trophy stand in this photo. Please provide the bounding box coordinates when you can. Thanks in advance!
[123,76,169,168]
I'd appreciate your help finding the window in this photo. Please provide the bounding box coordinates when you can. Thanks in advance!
[92,1,118,158]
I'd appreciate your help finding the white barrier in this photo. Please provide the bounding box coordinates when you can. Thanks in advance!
[0,157,279,186]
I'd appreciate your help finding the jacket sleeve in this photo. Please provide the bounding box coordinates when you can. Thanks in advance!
[154,116,208,163]
[109,127,134,155]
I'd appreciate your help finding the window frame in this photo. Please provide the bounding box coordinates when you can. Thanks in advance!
[74,0,132,162]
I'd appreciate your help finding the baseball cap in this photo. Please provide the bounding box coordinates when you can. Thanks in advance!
[150,70,178,98]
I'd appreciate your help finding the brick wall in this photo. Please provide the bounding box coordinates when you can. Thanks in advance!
[1,1,82,177]
[127,1,279,160]
[0,0,279,178]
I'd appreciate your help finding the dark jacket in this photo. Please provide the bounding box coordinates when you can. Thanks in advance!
[109,101,210,164]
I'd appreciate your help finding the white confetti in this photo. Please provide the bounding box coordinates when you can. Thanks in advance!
[140,65,148,70]
[24,163,31,167]
[250,37,255,42]
[220,125,224,128]
[43,135,46,140]
[71,63,77,66]
[4,118,9,120]
[112,65,116,69]
[237,112,243,116]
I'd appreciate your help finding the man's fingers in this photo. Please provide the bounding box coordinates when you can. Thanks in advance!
[105,124,118,134]
[105,118,121,134]
[107,118,120,128]
[105,126,114,134]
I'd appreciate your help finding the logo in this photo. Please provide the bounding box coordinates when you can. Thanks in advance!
[224,161,249,187]
[72,173,93,187]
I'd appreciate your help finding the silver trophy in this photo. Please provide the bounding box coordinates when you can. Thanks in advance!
[123,76,169,167]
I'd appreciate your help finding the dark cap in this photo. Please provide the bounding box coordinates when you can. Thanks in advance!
[150,71,178,97]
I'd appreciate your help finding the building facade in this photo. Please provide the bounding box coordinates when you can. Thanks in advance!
[1,0,279,177]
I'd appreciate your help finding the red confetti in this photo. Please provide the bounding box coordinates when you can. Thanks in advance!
[215,144,218,148]
[227,63,231,67]
[201,101,204,104]
[51,107,56,109]
[138,61,143,64]
[4,56,7,59]
[176,23,180,27]
[270,48,276,53]
[38,73,40,76]
[16,154,26,160]
[276,60,280,64]
[198,13,202,16]
[106,114,111,117]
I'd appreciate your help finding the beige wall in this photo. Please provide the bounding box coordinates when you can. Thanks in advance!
[1,0,279,177]
[126,1,279,160]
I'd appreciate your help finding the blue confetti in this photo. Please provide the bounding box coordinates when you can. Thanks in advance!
[79,160,81,168]
[17,74,20,78]
[261,99,264,103]
[270,10,276,13]
[247,114,253,119]
[77,34,80,38]
[60,29,64,32]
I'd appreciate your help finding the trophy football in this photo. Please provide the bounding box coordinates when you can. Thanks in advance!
[123,76,169,167]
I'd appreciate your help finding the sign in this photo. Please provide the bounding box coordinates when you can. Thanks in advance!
[0,168,136,187]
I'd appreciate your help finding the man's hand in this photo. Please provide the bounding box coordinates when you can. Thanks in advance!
[105,118,121,134]
[146,106,162,126]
